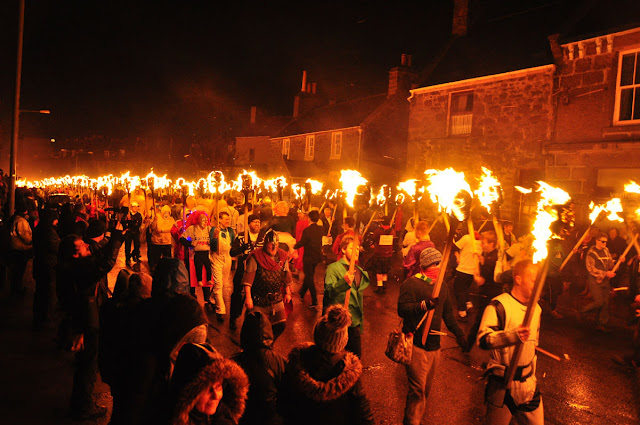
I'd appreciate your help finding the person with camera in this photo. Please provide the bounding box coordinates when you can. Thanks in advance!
[123,201,143,268]
[56,219,126,420]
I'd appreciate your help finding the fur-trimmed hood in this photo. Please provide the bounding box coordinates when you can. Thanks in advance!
[286,342,362,402]
[173,355,249,425]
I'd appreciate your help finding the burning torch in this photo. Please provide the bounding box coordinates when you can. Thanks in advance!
[241,172,254,242]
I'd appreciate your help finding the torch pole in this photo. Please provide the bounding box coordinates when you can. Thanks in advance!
[426,216,441,236]
[345,211,362,307]
[327,201,338,237]
[389,207,399,229]
[361,210,378,239]
[559,225,592,272]
[421,213,457,345]
[611,233,640,274]
[504,259,550,388]
[478,218,490,232]
[467,217,480,276]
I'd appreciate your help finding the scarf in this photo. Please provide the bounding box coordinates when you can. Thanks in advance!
[416,268,439,282]
[251,247,288,271]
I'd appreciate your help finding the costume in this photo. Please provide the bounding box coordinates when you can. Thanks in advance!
[453,233,480,314]
[149,206,175,271]
[124,210,143,263]
[477,292,543,424]
[210,226,235,316]
[243,247,291,337]
[468,248,500,347]
[181,222,213,303]
[229,228,265,325]
[323,258,370,357]
[397,272,466,425]
[581,244,614,326]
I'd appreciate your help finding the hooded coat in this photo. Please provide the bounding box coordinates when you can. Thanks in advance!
[278,343,374,425]
[125,258,208,425]
[231,311,286,425]
[171,343,249,425]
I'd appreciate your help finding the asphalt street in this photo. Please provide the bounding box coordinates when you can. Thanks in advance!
[1,246,639,425]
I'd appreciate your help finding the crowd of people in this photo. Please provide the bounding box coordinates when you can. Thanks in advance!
[2,184,640,425]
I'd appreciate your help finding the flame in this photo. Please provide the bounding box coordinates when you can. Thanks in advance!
[397,179,418,200]
[589,198,624,224]
[515,186,533,194]
[529,181,571,263]
[475,167,501,213]
[625,181,640,194]
[305,179,323,194]
[395,193,406,204]
[425,168,472,222]
[263,176,288,193]
[375,185,389,206]
[340,170,368,208]
[291,183,304,198]
[207,171,231,193]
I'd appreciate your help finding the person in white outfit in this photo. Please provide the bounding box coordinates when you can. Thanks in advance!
[210,211,235,322]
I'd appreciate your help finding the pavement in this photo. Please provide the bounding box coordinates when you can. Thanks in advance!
[1,246,639,425]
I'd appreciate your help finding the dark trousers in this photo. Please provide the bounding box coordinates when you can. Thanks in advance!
[229,262,246,321]
[8,250,29,295]
[33,265,55,328]
[546,275,564,310]
[300,260,319,305]
[346,326,362,358]
[148,244,171,271]
[70,328,99,412]
[453,271,474,312]
[124,233,140,261]
[467,297,490,347]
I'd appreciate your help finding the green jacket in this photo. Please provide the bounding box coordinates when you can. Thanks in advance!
[323,258,370,328]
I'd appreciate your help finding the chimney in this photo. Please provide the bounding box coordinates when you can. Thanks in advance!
[250,106,257,124]
[301,70,307,92]
[388,53,417,97]
[311,82,317,94]
[547,34,563,63]
[452,0,468,37]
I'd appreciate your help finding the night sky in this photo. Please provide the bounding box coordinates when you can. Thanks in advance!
[0,0,453,145]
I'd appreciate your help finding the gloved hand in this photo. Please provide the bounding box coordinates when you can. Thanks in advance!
[420,297,439,311]
[241,243,251,253]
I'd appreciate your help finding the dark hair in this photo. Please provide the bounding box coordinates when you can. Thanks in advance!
[480,230,497,245]
[219,211,230,219]
[59,234,82,262]
[308,210,320,222]
[344,216,355,228]
[340,236,355,251]
[596,232,608,241]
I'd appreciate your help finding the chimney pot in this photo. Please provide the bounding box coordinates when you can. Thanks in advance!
[401,53,407,66]
[407,54,412,67]
[301,70,307,92]
[250,106,257,124]
[307,83,312,93]
[311,82,317,94]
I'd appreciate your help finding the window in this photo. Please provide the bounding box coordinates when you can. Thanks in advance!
[449,91,474,135]
[615,50,640,124]
[330,132,342,159]
[305,135,315,160]
[282,138,290,159]
[249,148,255,162]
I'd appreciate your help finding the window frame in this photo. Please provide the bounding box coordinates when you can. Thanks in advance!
[614,48,640,126]
[330,132,342,159]
[305,135,315,160]
[448,90,474,136]
[282,138,290,159]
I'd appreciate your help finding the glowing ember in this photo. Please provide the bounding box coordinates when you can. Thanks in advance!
[588,198,623,224]
[425,168,472,222]
[625,181,640,194]
[475,167,502,213]
[340,170,368,208]
[529,181,571,263]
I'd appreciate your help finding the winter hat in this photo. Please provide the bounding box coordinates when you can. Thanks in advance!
[313,305,351,354]
[247,213,260,223]
[86,219,107,238]
[130,201,139,207]
[240,310,274,350]
[161,205,171,215]
[420,247,443,269]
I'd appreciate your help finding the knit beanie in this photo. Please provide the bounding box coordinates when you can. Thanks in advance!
[313,305,351,354]
[247,213,260,223]
[420,247,443,269]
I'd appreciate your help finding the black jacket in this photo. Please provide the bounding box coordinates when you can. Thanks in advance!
[293,223,324,263]
[32,221,60,271]
[278,343,373,425]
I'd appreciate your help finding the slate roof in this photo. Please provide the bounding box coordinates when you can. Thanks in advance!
[274,94,387,138]
[236,115,292,138]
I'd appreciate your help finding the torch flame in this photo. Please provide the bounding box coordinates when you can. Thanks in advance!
[529,181,571,263]
[397,179,418,200]
[515,186,533,194]
[625,181,640,194]
[305,179,323,195]
[340,170,368,208]
[425,168,472,222]
[475,167,502,213]
[589,198,624,224]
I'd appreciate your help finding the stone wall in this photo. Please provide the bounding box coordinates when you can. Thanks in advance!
[407,66,555,219]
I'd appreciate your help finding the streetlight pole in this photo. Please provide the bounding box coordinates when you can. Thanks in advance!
[8,0,25,218]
